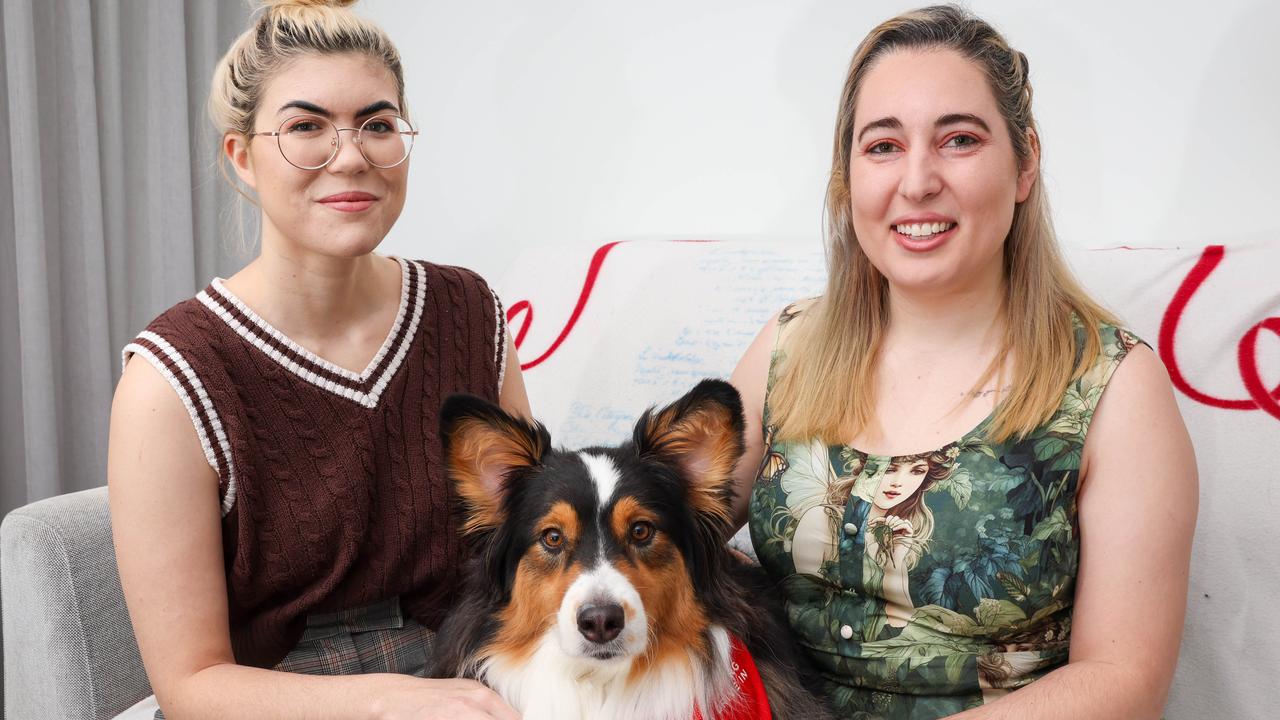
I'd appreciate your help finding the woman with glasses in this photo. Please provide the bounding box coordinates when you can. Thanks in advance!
[107,1,526,718]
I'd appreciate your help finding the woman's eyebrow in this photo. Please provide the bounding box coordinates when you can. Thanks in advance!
[936,113,990,132]
[855,113,991,143]
[856,117,902,143]
[276,99,399,117]
[355,100,399,117]
[279,100,329,116]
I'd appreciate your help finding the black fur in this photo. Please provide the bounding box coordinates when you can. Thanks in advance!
[433,380,832,718]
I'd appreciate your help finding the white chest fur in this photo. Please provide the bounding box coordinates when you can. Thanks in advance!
[479,625,737,720]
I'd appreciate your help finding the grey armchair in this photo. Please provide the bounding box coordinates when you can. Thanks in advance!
[1,486,151,719]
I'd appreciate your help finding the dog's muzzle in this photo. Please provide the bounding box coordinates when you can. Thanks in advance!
[577,602,625,644]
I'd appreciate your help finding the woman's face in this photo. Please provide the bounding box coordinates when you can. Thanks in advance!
[847,48,1036,296]
[228,52,409,259]
[874,458,929,511]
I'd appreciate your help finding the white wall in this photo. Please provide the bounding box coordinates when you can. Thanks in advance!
[366,0,1280,277]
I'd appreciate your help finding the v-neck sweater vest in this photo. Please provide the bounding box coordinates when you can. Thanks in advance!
[122,259,506,668]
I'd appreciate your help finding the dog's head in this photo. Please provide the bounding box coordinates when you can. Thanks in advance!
[440,379,745,668]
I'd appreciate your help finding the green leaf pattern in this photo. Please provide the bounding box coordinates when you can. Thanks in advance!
[748,321,1141,718]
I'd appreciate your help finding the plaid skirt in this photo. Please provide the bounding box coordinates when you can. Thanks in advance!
[152,596,435,718]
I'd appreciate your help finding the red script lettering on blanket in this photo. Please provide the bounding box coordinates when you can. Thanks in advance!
[507,241,624,371]
[1158,245,1280,421]
[508,241,1279,422]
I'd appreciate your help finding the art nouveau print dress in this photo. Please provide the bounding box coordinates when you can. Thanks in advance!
[747,305,1143,719]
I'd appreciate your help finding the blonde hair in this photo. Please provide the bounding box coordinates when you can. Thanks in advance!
[209,0,406,190]
[771,5,1116,445]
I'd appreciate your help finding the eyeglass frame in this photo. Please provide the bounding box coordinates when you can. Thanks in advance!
[248,113,419,170]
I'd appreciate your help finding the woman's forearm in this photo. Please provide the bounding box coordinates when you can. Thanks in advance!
[161,663,387,720]
[160,663,509,720]
[949,660,1166,720]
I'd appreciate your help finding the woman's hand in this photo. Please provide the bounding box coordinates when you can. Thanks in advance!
[868,515,915,537]
[368,677,520,720]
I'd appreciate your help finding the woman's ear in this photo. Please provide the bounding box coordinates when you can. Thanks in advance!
[224,132,257,191]
[1015,128,1040,203]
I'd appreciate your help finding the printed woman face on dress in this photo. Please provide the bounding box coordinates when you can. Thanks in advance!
[875,458,929,511]
[847,48,1037,296]
[227,52,410,259]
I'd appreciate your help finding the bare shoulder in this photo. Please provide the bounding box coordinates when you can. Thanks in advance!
[109,356,217,495]
[733,298,819,379]
[115,352,187,413]
[112,356,202,446]
[1082,341,1196,500]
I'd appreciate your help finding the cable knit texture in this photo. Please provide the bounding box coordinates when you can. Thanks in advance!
[123,260,502,668]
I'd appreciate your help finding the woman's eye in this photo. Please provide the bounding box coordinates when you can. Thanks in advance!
[629,521,655,545]
[867,141,899,154]
[541,528,564,550]
[944,134,978,148]
[285,118,325,134]
[363,119,394,135]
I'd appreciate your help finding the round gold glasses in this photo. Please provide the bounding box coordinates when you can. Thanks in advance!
[250,114,417,170]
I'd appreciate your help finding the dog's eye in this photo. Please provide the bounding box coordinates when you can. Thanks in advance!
[541,528,565,551]
[629,521,655,545]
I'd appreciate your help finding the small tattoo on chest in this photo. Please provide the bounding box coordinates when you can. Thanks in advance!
[965,385,1012,399]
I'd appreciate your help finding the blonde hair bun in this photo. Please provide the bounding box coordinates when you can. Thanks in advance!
[258,0,358,10]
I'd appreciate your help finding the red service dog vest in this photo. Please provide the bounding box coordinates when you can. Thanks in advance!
[693,634,771,720]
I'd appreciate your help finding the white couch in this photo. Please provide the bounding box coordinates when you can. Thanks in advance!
[4,240,1277,718]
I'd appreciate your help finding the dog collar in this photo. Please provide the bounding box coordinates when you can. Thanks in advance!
[692,633,772,720]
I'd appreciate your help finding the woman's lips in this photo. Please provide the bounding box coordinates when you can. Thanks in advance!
[883,490,901,499]
[892,222,958,253]
[318,191,377,213]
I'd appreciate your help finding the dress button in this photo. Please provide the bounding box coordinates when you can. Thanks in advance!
[840,625,853,640]
[843,522,858,536]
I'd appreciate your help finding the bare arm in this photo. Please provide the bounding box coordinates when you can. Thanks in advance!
[108,359,519,720]
[727,314,780,531]
[950,345,1198,719]
[498,330,532,420]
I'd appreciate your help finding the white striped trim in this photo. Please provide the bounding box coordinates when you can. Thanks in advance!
[206,257,412,382]
[493,289,507,394]
[196,257,426,408]
[122,337,238,516]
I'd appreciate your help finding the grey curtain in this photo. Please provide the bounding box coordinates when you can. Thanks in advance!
[1,0,252,517]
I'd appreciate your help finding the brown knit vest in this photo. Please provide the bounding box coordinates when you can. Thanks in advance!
[122,259,504,668]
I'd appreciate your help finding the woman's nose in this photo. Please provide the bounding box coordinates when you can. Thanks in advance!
[326,127,370,172]
[898,148,943,202]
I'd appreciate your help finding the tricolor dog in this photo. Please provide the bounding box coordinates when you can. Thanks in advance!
[432,380,831,720]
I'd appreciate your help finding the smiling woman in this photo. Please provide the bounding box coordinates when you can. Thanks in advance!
[729,5,1197,719]
[106,1,529,719]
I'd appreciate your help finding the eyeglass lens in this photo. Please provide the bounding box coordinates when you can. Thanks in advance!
[277,114,414,170]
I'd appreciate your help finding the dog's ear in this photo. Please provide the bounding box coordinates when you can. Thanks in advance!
[441,395,550,534]
[634,379,746,526]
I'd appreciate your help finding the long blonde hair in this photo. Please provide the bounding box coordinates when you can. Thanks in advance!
[771,5,1116,445]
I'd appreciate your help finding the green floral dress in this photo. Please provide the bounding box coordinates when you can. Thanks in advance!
[748,307,1142,718]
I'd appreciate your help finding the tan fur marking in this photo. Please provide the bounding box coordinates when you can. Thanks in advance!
[480,501,584,664]
[482,559,583,665]
[644,405,739,525]
[608,499,711,683]
[447,416,544,534]
[609,496,651,542]
[541,501,580,547]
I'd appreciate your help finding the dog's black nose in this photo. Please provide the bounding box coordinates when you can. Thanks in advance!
[577,603,625,644]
